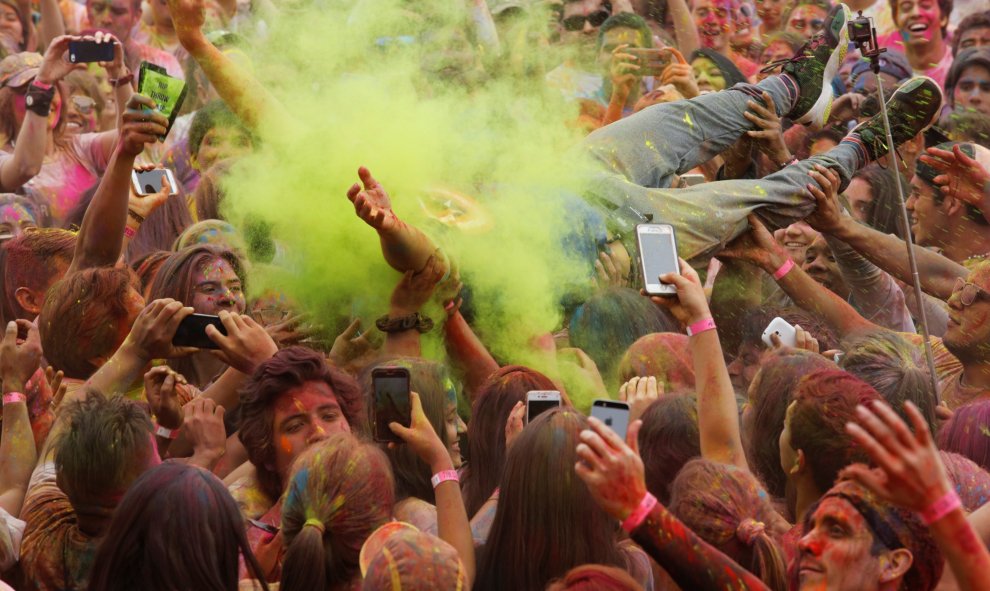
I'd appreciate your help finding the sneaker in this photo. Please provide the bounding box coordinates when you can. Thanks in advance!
[849,76,943,162]
[760,3,851,128]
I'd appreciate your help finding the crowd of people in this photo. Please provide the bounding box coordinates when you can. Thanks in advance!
[0,0,987,587]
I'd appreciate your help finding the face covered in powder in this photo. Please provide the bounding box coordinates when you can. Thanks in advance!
[0,201,37,241]
[190,256,246,315]
[272,381,352,484]
[444,388,468,469]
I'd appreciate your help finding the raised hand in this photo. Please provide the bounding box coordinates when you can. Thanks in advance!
[389,391,451,470]
[618,376,661,424]
[45,366,67,416]
[0,320,42,393]
[504,400,525,448]
[609,43,641,96]
[123,298,197,361]
[644,257,710,326]
[144,365,187,429]
[744,92,792,167]
[594,250,629,289]
[167,0,207,46]
[183,397,226,468]
[119,94,169,157]
[575,416,647,520]
[347,166,400,236]
[718,214,788,271]
[128,165,173,220]
[390,254,445,316]
[804,163,848,235]
[840,400,950,513]
[658,47,699,99]
[328,319,375,367]
[90,31,126,79]
[36,36,85,85]
[918,144,990,218]
[206,311,279,375]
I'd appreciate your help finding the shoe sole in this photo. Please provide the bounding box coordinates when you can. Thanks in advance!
[895,76,944,136]
[795,4,850,129]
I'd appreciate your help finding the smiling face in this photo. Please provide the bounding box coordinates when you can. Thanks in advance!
[773,220,818,263]
[65,92,98,135]
[802,236,851,300]
[904,175,948,248]
[953,64,990,116]
[272,381,352,484]
[0,4,23,48]
[784,3,827,39]
[692,56,727,91]
[894,0,945,48]
[943,263,990,362]
[755,0,791,31]
[692,0,733,51]
[797,496,890,591]
[190,256,246,315]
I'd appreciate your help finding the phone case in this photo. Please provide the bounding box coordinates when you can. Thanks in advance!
[172,314,226,349]
[636,224,679,296]
[373,369,411,443]
[132,169,178,196]
[762,317,797,348]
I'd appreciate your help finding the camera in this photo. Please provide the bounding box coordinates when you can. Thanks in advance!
[847,12,883,57]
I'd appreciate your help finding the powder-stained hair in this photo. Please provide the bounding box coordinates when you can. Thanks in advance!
[1,228,75,322]
[637,392,701,504]
[938,401,990,473]
[279,433,395,591]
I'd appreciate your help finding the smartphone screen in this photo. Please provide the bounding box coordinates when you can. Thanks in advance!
[637,224,679,295]
[526,391,561,423]
[590,400,630,440]
[68,40,115,63]
[172,314,226,349]
[132,169,177,196]
[373,369,411,443]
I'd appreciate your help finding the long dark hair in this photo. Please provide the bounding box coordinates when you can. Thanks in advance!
[854,163,910,239]
[461,365,558,516]
[475,409,629,591]
[88,462,269,591]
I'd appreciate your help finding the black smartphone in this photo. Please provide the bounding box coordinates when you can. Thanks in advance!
[68,40,115,64]
[373,367,411,443]
[172,314,226,349]
[590,399,631,440]
[131,168,178,196]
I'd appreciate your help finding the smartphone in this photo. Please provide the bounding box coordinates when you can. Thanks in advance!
[636,223,679,296]
[68,40,115,63]
[762,316,797,348]
[373,367,412,443]
[590,399,630,440]
[679,173,706,188]
[172,314,227,349]
[526,390,561,423]
[131,168,178,196]
[627,47,670,76]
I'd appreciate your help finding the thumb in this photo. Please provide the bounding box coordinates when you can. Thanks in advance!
[215,404,225,421]
[666,46,687,65]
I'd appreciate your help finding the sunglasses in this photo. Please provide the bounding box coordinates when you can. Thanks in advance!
[953,277,990,307]
[71,95,96,115]
[562,7,610,31]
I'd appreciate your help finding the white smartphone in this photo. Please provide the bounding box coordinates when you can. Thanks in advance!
[762,316,797,348]
[526,390,561,423]
[679,173,705,188]
[590,399,630,440]
[131,168,178,196]
[636,223,679,296]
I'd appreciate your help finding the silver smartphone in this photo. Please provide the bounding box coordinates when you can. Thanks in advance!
[526,390,561,423]
[636,223,679,296]
[590,399,630,439]
[131,168,178,196]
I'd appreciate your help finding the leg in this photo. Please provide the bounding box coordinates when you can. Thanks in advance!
[592,140,863,266]
[582,76,796,190]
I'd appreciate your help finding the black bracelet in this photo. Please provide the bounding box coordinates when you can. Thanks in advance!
[24,82,55,117]
[376,312,434,334]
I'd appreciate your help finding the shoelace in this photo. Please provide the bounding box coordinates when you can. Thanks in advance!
[759,34,827,74]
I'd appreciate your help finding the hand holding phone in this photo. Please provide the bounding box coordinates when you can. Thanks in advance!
[132,168,178,196]
[373,367,412,443]
[642,255,713,329]
[172,314,227,349]
[526,390,561,423]
[637,224,679,296]
[627,48,671,76]
[590,399,630,440]
[762,316,797,348]
[68,39,116,63]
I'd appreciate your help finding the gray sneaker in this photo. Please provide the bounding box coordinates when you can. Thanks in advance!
[850,76,944,161]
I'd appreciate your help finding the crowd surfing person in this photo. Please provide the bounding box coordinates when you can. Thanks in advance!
[0,0,988,587]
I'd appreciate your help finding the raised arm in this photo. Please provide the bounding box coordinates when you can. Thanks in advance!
[390,391,476,586]
[444,309,499,401]
[68,93,167,273]
[843,401,990,591]
[0,320,42,517]
[382,255,445,358]
[666,0,700,54]
[37,0,66,50]
[575,418,769,591]
[648,258,747,469]
[168,0,290,133]
[804,164,967,301]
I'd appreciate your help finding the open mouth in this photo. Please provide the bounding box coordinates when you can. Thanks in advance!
[908,21,929,33]
[784,241,806,248]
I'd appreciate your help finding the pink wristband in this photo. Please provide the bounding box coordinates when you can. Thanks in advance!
[431,469,459,489]
[920,490,962,525]
[773,258,795,280]
[124,226,136,238]
[155,424,180,440]
[622,492,658,533]
[30,80,52,90]
[686,317,716,337]
[2,392,25,405]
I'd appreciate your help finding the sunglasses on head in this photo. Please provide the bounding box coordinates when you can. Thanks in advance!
[562,5,611,30]
[71,95,96,115]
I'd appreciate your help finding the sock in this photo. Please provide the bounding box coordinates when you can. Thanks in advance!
[780,73,800,113]
[840,136,869,169]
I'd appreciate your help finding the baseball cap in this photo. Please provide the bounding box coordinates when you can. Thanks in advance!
[0,52,42,88]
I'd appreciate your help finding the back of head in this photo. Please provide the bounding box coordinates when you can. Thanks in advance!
[280,433,395,591]
[238,346,364,501]
[569,287,679,383]
[938,401,990,473]
[638,392,700,504]
[839,330,936,430]
[88,463,266,591]
[617,332,695,391]
[53,392,155,523]
[40,267,137,379]
[939,450,990,512]
[790,370,882,493]
[359,523,466,591]
[747,348,835,499]
[2,228,75,322]
[476,409,627,591]
[546,564,644,591]
[464,365,556,516]
[668,459,787,591]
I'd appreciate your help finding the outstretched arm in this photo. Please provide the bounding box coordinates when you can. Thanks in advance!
[805,164,967,301]
[648,258,747,470]
[0,321,42,517]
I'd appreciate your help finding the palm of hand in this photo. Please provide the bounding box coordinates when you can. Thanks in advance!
[362,187,398,231]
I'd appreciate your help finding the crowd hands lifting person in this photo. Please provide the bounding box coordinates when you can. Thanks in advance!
[0,0,985,585]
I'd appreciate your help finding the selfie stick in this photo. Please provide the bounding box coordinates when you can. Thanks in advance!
[848,12,940,404]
